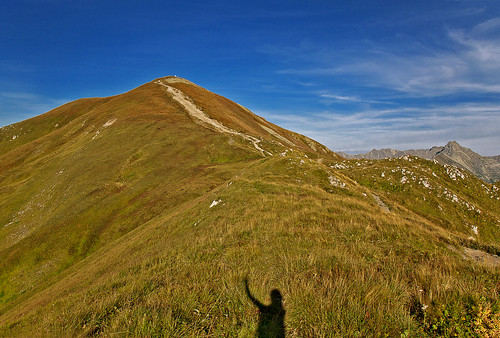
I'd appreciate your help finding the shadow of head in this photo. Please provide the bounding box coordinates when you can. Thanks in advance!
[270,289,283,305]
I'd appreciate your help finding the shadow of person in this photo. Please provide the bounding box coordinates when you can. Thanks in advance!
[244,278,286,338]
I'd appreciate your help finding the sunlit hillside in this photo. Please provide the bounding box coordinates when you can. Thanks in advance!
[0,77,498,336]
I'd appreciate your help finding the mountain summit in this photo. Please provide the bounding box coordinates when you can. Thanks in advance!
[0,77,499,336]
[339,141,500,183]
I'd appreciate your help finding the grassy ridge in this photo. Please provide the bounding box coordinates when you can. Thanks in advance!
[1,152,499,336]
[335,157,500,245]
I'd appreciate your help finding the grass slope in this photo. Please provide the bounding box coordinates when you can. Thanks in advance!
[0,78,274,310]
[0,78,499,336]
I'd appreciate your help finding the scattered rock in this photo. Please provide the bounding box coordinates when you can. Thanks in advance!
[209,199,222,208]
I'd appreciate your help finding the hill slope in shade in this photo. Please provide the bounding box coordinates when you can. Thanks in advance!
[0,77,499,336]
[338,141,500,183]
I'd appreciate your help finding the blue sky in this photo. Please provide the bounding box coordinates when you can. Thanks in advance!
[1,0,499,155]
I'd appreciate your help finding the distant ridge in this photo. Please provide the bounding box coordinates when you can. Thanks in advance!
[338,141,500,183]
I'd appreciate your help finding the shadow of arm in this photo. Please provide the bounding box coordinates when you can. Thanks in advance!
[244,278,264,310]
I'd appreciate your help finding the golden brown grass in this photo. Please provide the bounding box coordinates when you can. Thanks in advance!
[0,78,498,336]
[1,153,499,336]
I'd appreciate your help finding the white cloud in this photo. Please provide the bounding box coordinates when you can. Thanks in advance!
[258,103,500,156]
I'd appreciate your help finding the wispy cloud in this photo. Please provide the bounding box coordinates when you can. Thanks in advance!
[472,17,500,34]
[259,103,500,156]
[0,92,70,126]
[276,17,500,98]
[321,94,359,102]
[259,15,500,155]
[319,93,389,104]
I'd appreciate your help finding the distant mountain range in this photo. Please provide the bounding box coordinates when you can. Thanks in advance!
[338,141,500,183]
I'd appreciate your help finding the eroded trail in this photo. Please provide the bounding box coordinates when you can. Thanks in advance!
[155,79,271,156]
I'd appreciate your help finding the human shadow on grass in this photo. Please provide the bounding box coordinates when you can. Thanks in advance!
[244,277,286,338]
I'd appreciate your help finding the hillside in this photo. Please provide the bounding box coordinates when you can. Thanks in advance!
[0,77,499,336]
[338,141,500,183]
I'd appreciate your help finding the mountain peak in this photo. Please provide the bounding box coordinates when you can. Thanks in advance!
[444,140,464,150]
[153,75,198,87]
[440,140,475,158]
[339,141,500,183]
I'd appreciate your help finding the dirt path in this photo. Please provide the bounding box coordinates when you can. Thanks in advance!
[155,80,271,156]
